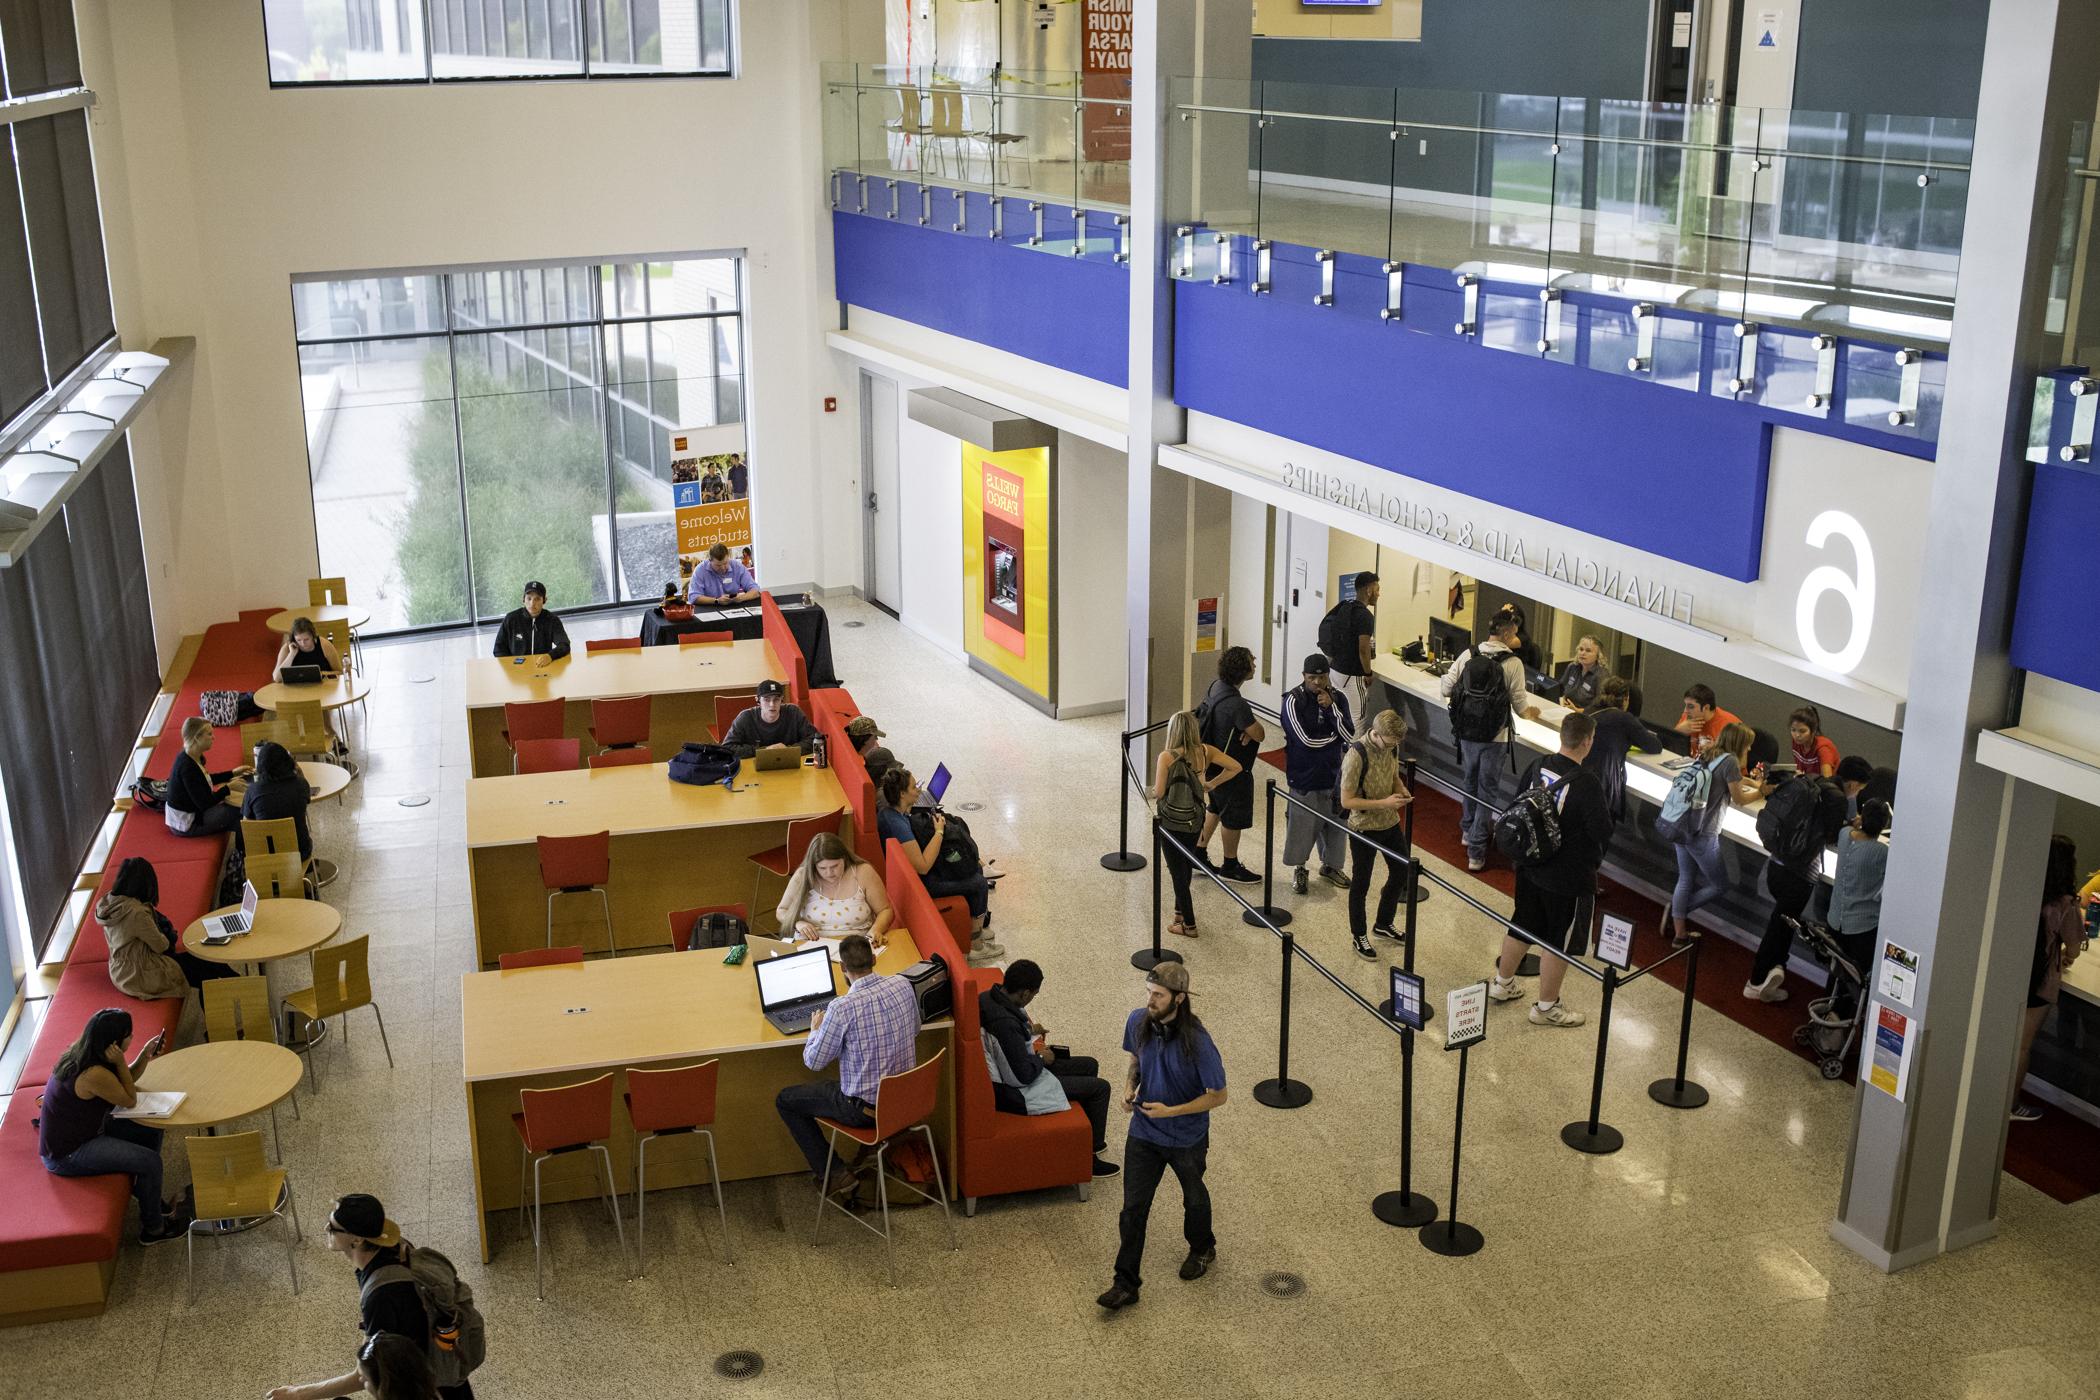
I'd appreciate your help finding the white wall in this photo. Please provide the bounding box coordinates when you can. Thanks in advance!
[895,407,966,658]
[74,0,857,654]
[1055,431,1130,713]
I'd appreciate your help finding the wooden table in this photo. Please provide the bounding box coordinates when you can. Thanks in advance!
[136,1042,303,1129]
[463,639,784,778]
[460,933,952,1262]
[264,605,370,634]
[300,761,353,802]
[254,673,371,716]
[463,758,846,965]
[184,899,341,967]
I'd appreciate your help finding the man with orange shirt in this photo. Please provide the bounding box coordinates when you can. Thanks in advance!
[1673,684,1740,749]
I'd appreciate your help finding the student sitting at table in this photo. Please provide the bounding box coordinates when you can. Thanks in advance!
[99,856,236,999]
[687,541,762,605]
[491,580,571,663]
[723,679,816,757]
[37,1008,190,1246]
[777,833,895,950]
[274,617,344,681]
[844,715,897,788]
[242,740,314,862]
[167,716,251,839]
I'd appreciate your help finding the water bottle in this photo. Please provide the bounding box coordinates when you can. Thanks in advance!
[813,733,829,769]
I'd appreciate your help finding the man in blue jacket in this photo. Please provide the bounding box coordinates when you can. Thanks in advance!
[1281,654,1355,896]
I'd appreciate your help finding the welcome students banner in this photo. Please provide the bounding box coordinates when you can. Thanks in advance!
[962,442,1052,702]
[668,423,753,586]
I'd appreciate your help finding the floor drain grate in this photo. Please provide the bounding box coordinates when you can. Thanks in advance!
[843,619,865,628]
[1259,1272,1306,1299]
[714,1351,764,1381]
[398,795,431,808]
[957,801,985,812]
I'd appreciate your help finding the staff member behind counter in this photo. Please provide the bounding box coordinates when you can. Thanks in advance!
[1554,634,1607,711]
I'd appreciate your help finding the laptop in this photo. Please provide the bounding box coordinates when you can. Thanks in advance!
[754,945,838,1035]
[925,762,953,807]
[281,664,327,686]
[752,747,802,773]
[742,933,801,960]
[201,881,260,943]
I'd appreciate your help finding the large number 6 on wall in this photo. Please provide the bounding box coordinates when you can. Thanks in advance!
[1795,511,1876,675]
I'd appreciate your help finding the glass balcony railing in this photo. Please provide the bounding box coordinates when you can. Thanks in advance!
[1166,77,1971,349]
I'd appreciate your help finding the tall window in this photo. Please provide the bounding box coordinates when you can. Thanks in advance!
[293,256,746,633]
[262,0,734,83]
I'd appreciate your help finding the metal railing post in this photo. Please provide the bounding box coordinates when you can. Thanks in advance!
[1649,936,1711,1109]
[1131,823,1181,972]
[1101,726,1146,872]
[1400,758,1430,905]
[1253,929,1312,1108]
[1561,964,1625,1154]
[1246,779,1292,927]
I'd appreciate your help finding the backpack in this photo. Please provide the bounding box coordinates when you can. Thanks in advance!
[1157,753,1207,833]
[909,808,982,877]
[1317,600,1360,671]
[1494,768,1572,867]
[129,777,167,813]
[1756,775,1846,869]
[358,1243,486,1387]
[1447,648,1514,743]
[667,741,738,786]
[685,910,749,950]
[1654,755,1722,845]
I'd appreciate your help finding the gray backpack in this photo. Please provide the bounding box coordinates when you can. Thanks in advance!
[359,1243,486,1386]
[1157,753,1207,833]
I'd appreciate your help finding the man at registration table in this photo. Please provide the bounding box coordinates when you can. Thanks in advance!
[688,541,762,604]
[775,934,921,1205]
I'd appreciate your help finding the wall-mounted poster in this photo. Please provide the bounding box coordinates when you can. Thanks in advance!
[669,423,753,586]
[1081,0,1133,162]
[962,442,1052,702]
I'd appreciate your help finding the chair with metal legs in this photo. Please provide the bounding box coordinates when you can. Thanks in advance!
[184,1131,299,1304]
[626,1060,729,1273]
[512,1073,630,1299]
[204,974,300,1134]
[280,935,394,1090]
[812,1050,956,1287]
[537,831,614,956]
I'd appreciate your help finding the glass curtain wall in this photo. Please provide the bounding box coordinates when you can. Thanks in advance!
[262,0,734,82]
[293,256,746,633]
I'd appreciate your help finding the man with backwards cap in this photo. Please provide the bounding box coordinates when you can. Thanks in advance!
[722,677,817,758]
[1280,653,1356,896]
[1098,962,1228,1312]
[490,579,571,664]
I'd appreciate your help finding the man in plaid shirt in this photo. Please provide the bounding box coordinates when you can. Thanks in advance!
[775,934,922,1201]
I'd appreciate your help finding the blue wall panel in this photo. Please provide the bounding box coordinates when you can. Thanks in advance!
[1173,272,1772,582]
[832,209,1129,388]
[2011,459,2100,693]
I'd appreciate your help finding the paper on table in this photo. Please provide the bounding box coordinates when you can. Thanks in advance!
[113,1091,187,1120]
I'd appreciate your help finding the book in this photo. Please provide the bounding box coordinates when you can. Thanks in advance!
[112,1091,187,1121]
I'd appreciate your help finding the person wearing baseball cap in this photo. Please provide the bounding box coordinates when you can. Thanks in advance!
[490,579,571,665]
[843,714,897,788]
[1280,652,1356,897]
[1098,962,1227,1312]
[722,677,816,759]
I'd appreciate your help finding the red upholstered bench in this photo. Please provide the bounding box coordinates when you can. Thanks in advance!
[0,1103,129,1324]
[70,855,222,966]
[16,962,183,1092]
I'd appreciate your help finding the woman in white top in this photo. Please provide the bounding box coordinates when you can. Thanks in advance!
[775,833,894,951]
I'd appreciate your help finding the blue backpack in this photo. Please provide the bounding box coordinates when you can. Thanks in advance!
[1654,755,1723,844]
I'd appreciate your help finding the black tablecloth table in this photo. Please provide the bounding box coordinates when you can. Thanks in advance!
[638,600,839,689]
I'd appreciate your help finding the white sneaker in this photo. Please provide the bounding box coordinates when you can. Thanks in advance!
[1486,975,1523,1003]
[1744,968,1788,1003]
[1465,854,1487,873]
[1529,1000,1586,1028]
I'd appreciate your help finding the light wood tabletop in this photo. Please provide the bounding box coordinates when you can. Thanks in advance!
[462,931,935,1082]
[136,1041,304,1128]
[300,761,353,801]
[184,898,342,966]
[254,673,372,714]
[464,637,781,710]
[464,756,846,848]
[264,604,370,634]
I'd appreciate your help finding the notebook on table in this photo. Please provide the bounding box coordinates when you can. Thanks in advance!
[113,1092,187,1121]
[201,881,259,943]
[754,945,838,1035]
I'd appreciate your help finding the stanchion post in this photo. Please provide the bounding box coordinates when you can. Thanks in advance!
[1372,1023,1436,1228]
[1649,937,1711,1109]
[1400,759,1430,906]
[1420,1043,1483,1256]
[1246,779,1293,928]
[1560,964,1625,1154]
[1102,728,1147,872]
[1131,824,1182,972]
[1253,932,1313,1109]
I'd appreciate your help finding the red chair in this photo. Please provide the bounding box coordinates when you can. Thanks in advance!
[626,1060,729,1272]
[584,637,642,653]
[589,747,655,769]
[678,631,735,646]
[501,698,566,771]
[748,813,839,919]
[498,946,585,970]
[667,904,751,953]
[514,738,581,775]
[512,1073,629,1299]
[589,695,652,751]
[812,1050,956,1286]
[537,832,614,956]
[709,693,758,742]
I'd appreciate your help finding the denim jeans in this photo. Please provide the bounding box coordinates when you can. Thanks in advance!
[43,1118,166,1229]
[1282,788,1347,872]
[1456,739,1509,860]
[1114,1132,1213,1292]
[1671,832,1729,921]
[775,1079,874,1178]
[925,869,989,922]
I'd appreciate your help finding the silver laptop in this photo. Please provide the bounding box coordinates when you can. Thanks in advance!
[754,945,837,1035]
[202,881,260,943]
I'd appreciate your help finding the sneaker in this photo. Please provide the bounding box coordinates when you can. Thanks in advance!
[966,941,1005,967]
[2010,1102,2043,1123]
[1486,974,1523,1003]
[1465,854,1487,873]
[1745,968,1788,1003]
[1216,859,1261,885]
[1097,1284,1139,1310]
[139,1217,188,1247]
[1352,934,1377,960]
[1178,1247,1215,1281]
[1319,866,1350,889]
[1291,867,1309,895]
[1529,1000,1586,1028]
[1091,1156,1122,1178]
[1370,923,1402,943]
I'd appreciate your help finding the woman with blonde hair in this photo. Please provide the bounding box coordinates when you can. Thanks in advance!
[1667,720,1762,947]
[776,832,894,950]
[1151,709,1241,939]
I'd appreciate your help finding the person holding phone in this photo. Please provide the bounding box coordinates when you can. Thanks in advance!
[273,617,344,681]
[37,1008,190,1245]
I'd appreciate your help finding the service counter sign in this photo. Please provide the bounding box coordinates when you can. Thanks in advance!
[669,424,753,587]
[963,443,1052,701]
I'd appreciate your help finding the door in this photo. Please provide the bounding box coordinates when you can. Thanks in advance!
[861,370,902,615]
[1278,511,1329,696]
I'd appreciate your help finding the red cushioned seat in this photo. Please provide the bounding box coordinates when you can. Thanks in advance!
[0,1102,130,1271]
[70,855,222,966]
[101,805,228,874]
[17,962,183,1094]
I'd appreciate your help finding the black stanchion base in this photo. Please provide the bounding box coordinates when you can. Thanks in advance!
[1130,947,1185,972]
[1419,1219,1484,1257]
[1559,1121,1625,1155]
[1372,1190,1438,1229]
[1243,905,1293,928]
[1252,1078,1314,1109]
[1647,1078,1711,1110]
[1375,997,1435,1025]
[1101,852,1147,873]
[1404,885,1431,905]
[1517,953,1541,977]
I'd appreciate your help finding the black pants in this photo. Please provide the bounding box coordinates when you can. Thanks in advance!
[1050,1056,1111,1153]
[1833,927,1876,1018]
[1158,824,1196,923]
[171,949,236,990]
[1347,828,1408,939]
[174,803,241,840]
[1751,862,1817,983]
[1114,1132,1213,1292]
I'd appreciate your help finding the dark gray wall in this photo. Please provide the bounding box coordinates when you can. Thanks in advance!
[1252,1,1652,99]
[1793,0,1988,120]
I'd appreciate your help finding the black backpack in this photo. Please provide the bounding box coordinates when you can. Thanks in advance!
[1158,753,1208,833]
[1756,774,1847,869]
[910,809,982,878]
[667,741,738,786]
[1317,600,1358,670]
[685,910,750,949]
[1494,768,1571,867]
[1448,649,1513,743]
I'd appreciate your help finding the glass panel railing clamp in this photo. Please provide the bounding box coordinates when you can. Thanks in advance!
[1254,240,1272,296]
[1889,349,1925,427]
[1628,303,1657,372]
[1381,262,1404,322]
[1728,322,1760,395]
[1808,335,1837,408]
[1454,273,1478,336]
[1315,250,1336,307]
[1537,288,1563,354]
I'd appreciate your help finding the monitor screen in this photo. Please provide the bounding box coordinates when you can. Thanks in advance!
[755,946,834,1007]
[1427,617,1471,660]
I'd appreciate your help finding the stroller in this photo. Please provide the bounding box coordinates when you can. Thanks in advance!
[1781,915,1867,1080]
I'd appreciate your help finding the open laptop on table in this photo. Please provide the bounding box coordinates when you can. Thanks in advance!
[751,746,802,773]
[281,664,327,686]
[754,944,838,1035]
[201,881,260,943]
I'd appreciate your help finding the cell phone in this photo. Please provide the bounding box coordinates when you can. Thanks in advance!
[512,656,526,666]
[2084,896,2100,941]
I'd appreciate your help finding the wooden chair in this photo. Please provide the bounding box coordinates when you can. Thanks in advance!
[514,738,582,775]
[811,1050,956,1287]
[241,817,316,898]
[710,694,758,742]
[240,717,303,763]
[584,637,641,653]
[274,699,333,762]
[312,616,354,670]
[589,747,655,769]
[246,851,309,901]
[184,1132,300,1304]
[202,974,300,1129]
[307,577,348,607]
[499,946,586,970]
[886,84,937,174]
[677,631,735,646]
[749,813,839,924]
[282,935,393,1089]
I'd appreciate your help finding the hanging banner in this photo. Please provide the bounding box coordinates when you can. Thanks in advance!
[962,442,1053,701]
[669,423,753,588]
[1081,0,1133,162]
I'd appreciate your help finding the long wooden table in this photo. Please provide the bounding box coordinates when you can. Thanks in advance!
[464,639,784,777]
[460,933,952,1262]
[463,757,848,965]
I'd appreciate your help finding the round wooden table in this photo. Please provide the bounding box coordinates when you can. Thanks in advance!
[184,899,341,967]
[298,762,352,888]
[263,604,370,634]
[136,1041,303,1129]
[253,673,371,715]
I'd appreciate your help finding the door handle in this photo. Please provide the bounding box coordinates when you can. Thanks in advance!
[866,492,879,511]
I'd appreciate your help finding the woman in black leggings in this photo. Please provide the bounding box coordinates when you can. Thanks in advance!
[1151,710,1239,939]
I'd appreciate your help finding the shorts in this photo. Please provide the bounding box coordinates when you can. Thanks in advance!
[1511,878,1588,954]
[1207,770,1254,831]
[2028,932,2055,1010]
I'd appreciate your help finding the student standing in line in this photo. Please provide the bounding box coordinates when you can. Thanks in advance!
[2012,836,2084,1122]
[1439,605,1542,872]
[1788,706,1841,778]
[1280,654,1355,896]
[979,960,1120,1179]
[273,617,344,681]
[1824,798,1892,1020]
[1096,962,1227,1312]
[1151,710,1241,941]
[490,580,572,663]
[1318,571,1381,723]
[1581,677,1654,826]
[1555,634,1607,711]
[99,857,236,999]
[166,716,251,839]
[1338,709,1413,961]
[1743,771,1849,1004]
[1194,647,1265,884]
[36,1009,187,1246]
[1664,721,1763,948]
[1489,712,1610,1027]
